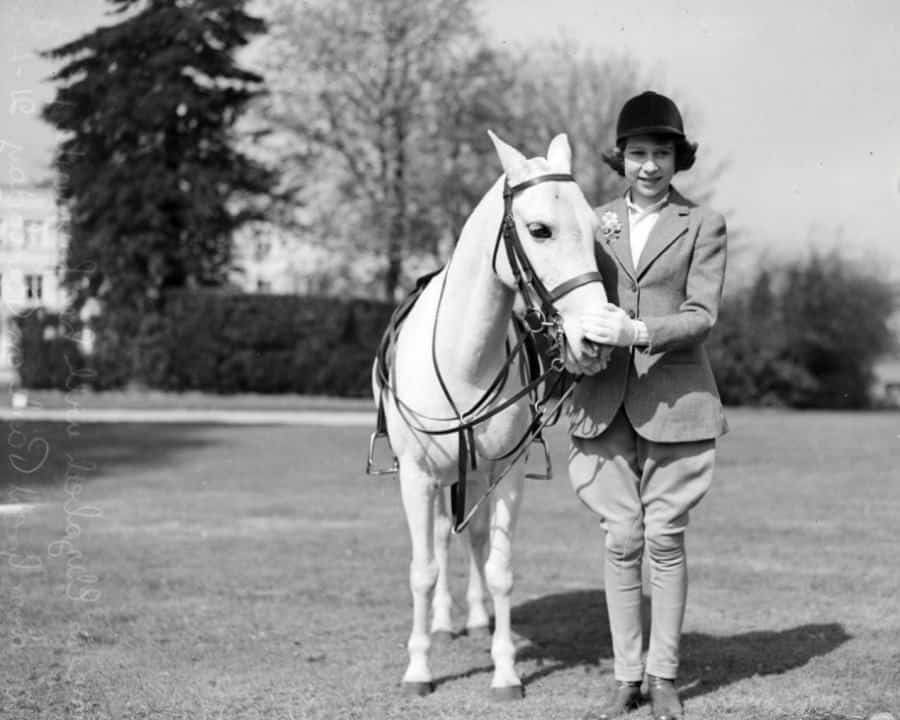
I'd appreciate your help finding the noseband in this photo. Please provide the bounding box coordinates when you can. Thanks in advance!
[492,173,605,364]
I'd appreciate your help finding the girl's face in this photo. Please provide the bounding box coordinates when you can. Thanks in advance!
[623,136,676,207]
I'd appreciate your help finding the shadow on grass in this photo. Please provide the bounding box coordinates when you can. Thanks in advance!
[0,421,222,491]
[433,662,497,690]
[678,622,852,700]
[511,589,851,698]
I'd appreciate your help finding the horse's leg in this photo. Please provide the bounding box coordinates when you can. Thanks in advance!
[399,462,439,695]
[463,474,492,638]
[485,465,525,699]
[430,488,454,642]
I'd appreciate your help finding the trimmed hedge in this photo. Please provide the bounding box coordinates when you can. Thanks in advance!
[14,256,896,406]
[137,291,394,396]
[10,309,85,390]
[14,292,395,396]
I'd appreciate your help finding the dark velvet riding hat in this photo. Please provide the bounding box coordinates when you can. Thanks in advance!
[616,91,685,142]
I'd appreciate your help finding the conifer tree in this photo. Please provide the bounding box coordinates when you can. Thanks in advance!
[41,0,274,380]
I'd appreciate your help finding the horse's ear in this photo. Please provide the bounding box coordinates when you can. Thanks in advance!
[487,129,528,182]
[547,133,572,173]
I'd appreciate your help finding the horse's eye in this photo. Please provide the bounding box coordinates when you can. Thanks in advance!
[527,223,552,239]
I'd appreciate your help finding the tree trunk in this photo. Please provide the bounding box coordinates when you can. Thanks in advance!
[384,106,407,301]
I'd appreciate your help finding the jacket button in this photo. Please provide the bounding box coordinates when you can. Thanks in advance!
[626,309,635,319]
[630,280,637,291]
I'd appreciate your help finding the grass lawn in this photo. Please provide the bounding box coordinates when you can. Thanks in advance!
[1,409,898,719]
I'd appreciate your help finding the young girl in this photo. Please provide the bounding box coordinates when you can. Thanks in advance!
[568,91,728,720]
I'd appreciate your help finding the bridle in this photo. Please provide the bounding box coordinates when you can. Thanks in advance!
[491,172,605,362]
[371,172,605,532]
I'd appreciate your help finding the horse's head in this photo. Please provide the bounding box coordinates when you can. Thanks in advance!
[488,131,612,376]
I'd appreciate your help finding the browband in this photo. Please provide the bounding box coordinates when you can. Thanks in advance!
[505,173,575,197]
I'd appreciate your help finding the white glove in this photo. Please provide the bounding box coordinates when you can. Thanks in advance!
[580,304,638,348]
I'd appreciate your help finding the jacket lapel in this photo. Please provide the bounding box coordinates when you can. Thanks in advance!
[635,189,691,279]
[599,196,636,280]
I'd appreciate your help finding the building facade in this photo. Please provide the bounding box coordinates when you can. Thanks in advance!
[230,220,386,297]
[0,183,68,385]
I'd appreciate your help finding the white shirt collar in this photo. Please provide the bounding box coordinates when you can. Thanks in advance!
[626,190,669,223]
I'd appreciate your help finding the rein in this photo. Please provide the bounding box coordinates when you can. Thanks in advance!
[370,173,605,532]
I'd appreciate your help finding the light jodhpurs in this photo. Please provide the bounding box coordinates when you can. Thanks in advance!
[569,409,715,682]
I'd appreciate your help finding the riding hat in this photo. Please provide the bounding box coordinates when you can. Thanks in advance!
[616,91,685,142]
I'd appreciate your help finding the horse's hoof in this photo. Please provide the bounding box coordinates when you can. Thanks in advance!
[431,630,454,646]
[402,681,435,697]
[490,684,524,701]
[464,625,492,640]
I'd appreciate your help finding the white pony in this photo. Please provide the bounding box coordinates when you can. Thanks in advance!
[372,131,610,698]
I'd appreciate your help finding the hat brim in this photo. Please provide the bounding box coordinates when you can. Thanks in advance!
[617,125,685,141]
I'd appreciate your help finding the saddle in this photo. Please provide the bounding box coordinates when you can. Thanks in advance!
[368,268,563,530]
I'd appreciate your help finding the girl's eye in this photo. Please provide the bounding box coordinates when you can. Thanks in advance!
[527,223,552,239]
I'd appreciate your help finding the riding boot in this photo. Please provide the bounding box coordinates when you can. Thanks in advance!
[647,675,682,720]
[583,681,642,720]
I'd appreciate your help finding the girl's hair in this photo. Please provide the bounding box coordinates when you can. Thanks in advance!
[601,135,698,177]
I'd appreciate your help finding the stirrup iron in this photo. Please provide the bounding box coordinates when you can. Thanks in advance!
[525,434,553,481]
[366,431,398,475]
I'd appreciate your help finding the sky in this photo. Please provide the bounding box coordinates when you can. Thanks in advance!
[479,0,900,275]
[2,0,899,276]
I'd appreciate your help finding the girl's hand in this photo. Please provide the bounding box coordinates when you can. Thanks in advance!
[581,304,637,347]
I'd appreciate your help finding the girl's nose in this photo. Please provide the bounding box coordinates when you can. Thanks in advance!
[642,158,659,172]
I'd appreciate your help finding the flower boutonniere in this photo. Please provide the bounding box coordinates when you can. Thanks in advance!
[599,210,623,242]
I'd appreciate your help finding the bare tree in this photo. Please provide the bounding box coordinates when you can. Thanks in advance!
[502,42,732,214]
[249,5,716,300]
[499,41,644,205]
[252,0,488,299]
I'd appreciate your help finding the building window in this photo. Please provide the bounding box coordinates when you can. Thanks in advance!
[0,273,3,298]
[25,274,43,301]
[24,219,43,246]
